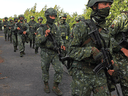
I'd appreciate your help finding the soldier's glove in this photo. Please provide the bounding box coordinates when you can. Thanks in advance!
[45,29,50,37]
[121,48,128,57]
[61,45,66,50]
[17,27,20,30]
[91,47,103,61]
[23,31,26,35]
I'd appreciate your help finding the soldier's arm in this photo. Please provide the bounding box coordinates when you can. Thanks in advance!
[68,22,93,61]
[25,23,29,33]
[35,27,47,44]
[109,13,127,50]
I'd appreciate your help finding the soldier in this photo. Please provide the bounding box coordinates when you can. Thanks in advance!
[24,19,27,23]
[28,16,37,48]
[3,17,9,41]
[109,11,128,96]
[67,0,116,96]
[0,20,2,31]
[34,16,44,54]
[12,17,18,52]
[7,19,14,43]
[35,8,65,96]
[14,15,29,57]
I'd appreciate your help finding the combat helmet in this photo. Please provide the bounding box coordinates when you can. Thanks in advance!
[38,16,43,20]
[87,0,113,7]
[30,16,35,19]
[18,15,24,19]
[60,14,67,19]
[9,19,13,22]
[75,15,82,22]
[45,8,57,17]
[4,17,8,19]
[14,17,18,20]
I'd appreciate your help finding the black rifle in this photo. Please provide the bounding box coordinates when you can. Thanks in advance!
[17,22,28,43]
[47,30,70,69]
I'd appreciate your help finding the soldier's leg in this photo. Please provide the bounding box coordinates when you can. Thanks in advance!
[4,29,7,41]
[117,58,128,96]
[40,50,52,93]
[51,54,63,95]
[33,34,35,49]
[10,33,12,43]
[18,35,24,57]
[12,34,17,52]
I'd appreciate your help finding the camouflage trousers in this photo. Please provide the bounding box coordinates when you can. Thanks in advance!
[7,30,12,42]
[40,48,63,83]
[18,34,25,52]
[12,33,18,47]
[113,53,128,96]
[4,28,8,40]
[70,61,111,96]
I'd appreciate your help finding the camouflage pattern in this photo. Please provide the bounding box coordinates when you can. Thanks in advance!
[28,19,37,48]
[35,22,63,83]
[14,21,29,52]
[68,15,113,95]
[0,20,2,30]
[7,20,14,42]
[3,19,9,41]
[109,13,128,96]
[58,20,70,56]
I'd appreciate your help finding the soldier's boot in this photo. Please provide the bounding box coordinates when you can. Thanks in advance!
[22,51,25,55]
[20,51,23,57]
[52,82,62,96]
[14,46,17,52]
[44,81,50,93]
[30,40,32,48]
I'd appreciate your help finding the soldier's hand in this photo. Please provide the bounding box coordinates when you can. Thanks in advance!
[34,33,37,35]
[23,31,26,35]
[45,29,50,37]
[121,48,128,57]
[107,69,114,76]
[9,27,11,29]
[17,27,20,30]
[4,25,6,26]
[61,45,66,50]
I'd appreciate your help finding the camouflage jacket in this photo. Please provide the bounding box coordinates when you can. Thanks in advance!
[14,21,29,35]
[3,21,9,28]
[28,20,37,32]
[35,23,64,50]
[109,13,128,53]
[58,22,70,41]
[68,18,110,62]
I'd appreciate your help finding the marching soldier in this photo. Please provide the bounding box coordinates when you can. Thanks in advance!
[3,17,9,41]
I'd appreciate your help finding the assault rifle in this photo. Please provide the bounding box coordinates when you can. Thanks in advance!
[48,31,70,69]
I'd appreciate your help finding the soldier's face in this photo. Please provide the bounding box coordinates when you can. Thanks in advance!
[98,2,111,9]
[49,15,56,19]
[20,17,23,20]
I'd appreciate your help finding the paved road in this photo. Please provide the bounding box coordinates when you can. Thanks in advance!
[0,30,123,96]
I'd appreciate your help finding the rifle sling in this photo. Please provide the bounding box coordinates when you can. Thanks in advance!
[82,38,91,46]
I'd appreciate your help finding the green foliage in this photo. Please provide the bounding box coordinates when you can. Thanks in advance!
[1,0,128,28]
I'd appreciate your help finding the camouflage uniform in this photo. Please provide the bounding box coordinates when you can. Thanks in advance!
[12,17,18,52]
[3,17,9,41]
[68,0,113,96]
[109,12,128,96]
[35,8,64,95]
[34,17,44,54]
[58,14,70,49]
[14,15,29,57]
[7,19,14,43]
[0,20,2,31]
[28,16,37,48]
